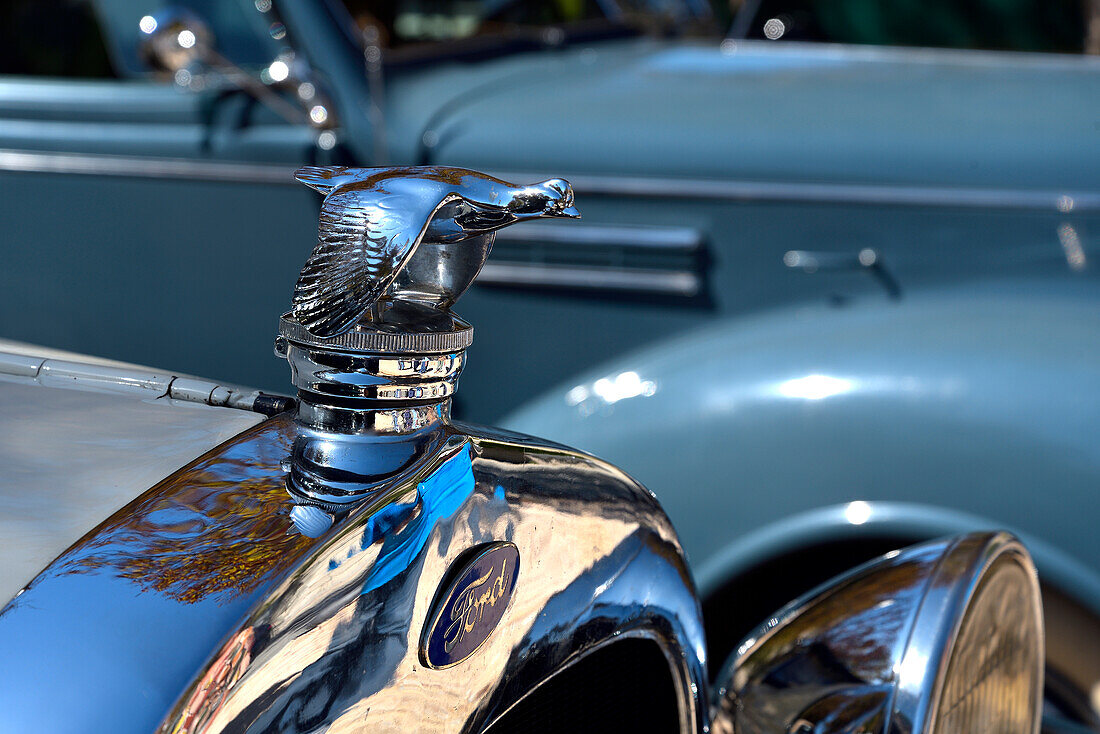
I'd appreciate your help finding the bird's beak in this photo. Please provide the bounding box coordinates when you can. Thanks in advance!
[558,205,581,219]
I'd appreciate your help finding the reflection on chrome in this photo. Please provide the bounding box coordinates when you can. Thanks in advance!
[288,502,335,538]
[267,59,290,83]
[711,532,1043,734]
[0,165,713,730]
[0,414,707,732]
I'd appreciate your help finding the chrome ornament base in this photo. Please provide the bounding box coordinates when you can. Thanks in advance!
[285,402,463,511]
[277,306,474,357]
[278,328,466,401]
[277,308,472,510]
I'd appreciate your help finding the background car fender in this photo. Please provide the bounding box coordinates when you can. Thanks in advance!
[692,501,1100,611]
[502,280,1100,712]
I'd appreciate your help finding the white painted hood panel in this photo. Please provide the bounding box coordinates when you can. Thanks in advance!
[0,342,263,603]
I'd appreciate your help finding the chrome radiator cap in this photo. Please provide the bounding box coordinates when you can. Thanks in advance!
[277,166,579,515]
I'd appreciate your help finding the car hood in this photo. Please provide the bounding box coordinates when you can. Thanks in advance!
[385,38,1100,191]
[0,341,264,604]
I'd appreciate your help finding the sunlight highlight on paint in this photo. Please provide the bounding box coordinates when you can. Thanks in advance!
[592,371,657,404]
[567,371,657,413]
[845,500,872,526]
[775,374,854,400]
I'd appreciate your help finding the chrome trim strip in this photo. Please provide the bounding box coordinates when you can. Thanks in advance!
[495,221,705,251]
[1,149,1096,211]
[0,348,289,414]
[0,148,293,184]
[478,262,701,297]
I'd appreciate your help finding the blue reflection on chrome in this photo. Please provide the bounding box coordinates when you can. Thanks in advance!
[361,446,476,594]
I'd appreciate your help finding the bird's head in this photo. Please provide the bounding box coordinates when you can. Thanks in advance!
[537,178,581,219]
[507,178,580,220]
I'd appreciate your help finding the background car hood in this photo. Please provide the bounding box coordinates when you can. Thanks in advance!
[386,38,1100,191]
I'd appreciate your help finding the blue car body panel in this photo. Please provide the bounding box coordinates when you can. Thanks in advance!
[389,39,1100,190]
[503,281,1100,597]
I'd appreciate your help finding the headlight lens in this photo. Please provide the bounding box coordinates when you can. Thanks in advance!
[933,550,1043,733]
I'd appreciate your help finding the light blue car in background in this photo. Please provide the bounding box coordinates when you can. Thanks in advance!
[1,0,1099,728]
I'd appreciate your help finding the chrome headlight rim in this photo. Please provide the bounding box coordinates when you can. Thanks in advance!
[712,531,1045,734]
[897,533,1044,734]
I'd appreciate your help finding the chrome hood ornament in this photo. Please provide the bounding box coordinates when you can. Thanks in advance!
[276,166,579,518]
[290,165,579,337]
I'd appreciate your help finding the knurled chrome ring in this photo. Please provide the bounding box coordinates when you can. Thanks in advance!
[278,313,473,355]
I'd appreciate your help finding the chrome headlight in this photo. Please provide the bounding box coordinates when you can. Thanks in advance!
[712,532,1043,734]
[912,536,1043,732]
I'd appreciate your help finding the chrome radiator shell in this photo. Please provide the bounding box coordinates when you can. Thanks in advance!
[0,413,707,733]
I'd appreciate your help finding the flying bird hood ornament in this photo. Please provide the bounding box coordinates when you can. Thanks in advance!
[275,167,579,512]
[287,165,579,339]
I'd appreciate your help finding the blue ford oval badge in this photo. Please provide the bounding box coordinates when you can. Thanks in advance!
[422,542,519,669]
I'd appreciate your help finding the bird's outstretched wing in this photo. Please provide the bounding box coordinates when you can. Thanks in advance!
[293,190,437,337]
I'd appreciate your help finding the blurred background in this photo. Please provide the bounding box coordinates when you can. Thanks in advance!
[3,1,1100,726]
[1,0,1098,422]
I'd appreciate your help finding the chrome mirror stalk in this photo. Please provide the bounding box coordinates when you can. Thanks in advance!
[138,7,339,148]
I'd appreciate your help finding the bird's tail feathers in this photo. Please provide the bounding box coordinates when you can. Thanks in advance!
[295,166,353,196]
